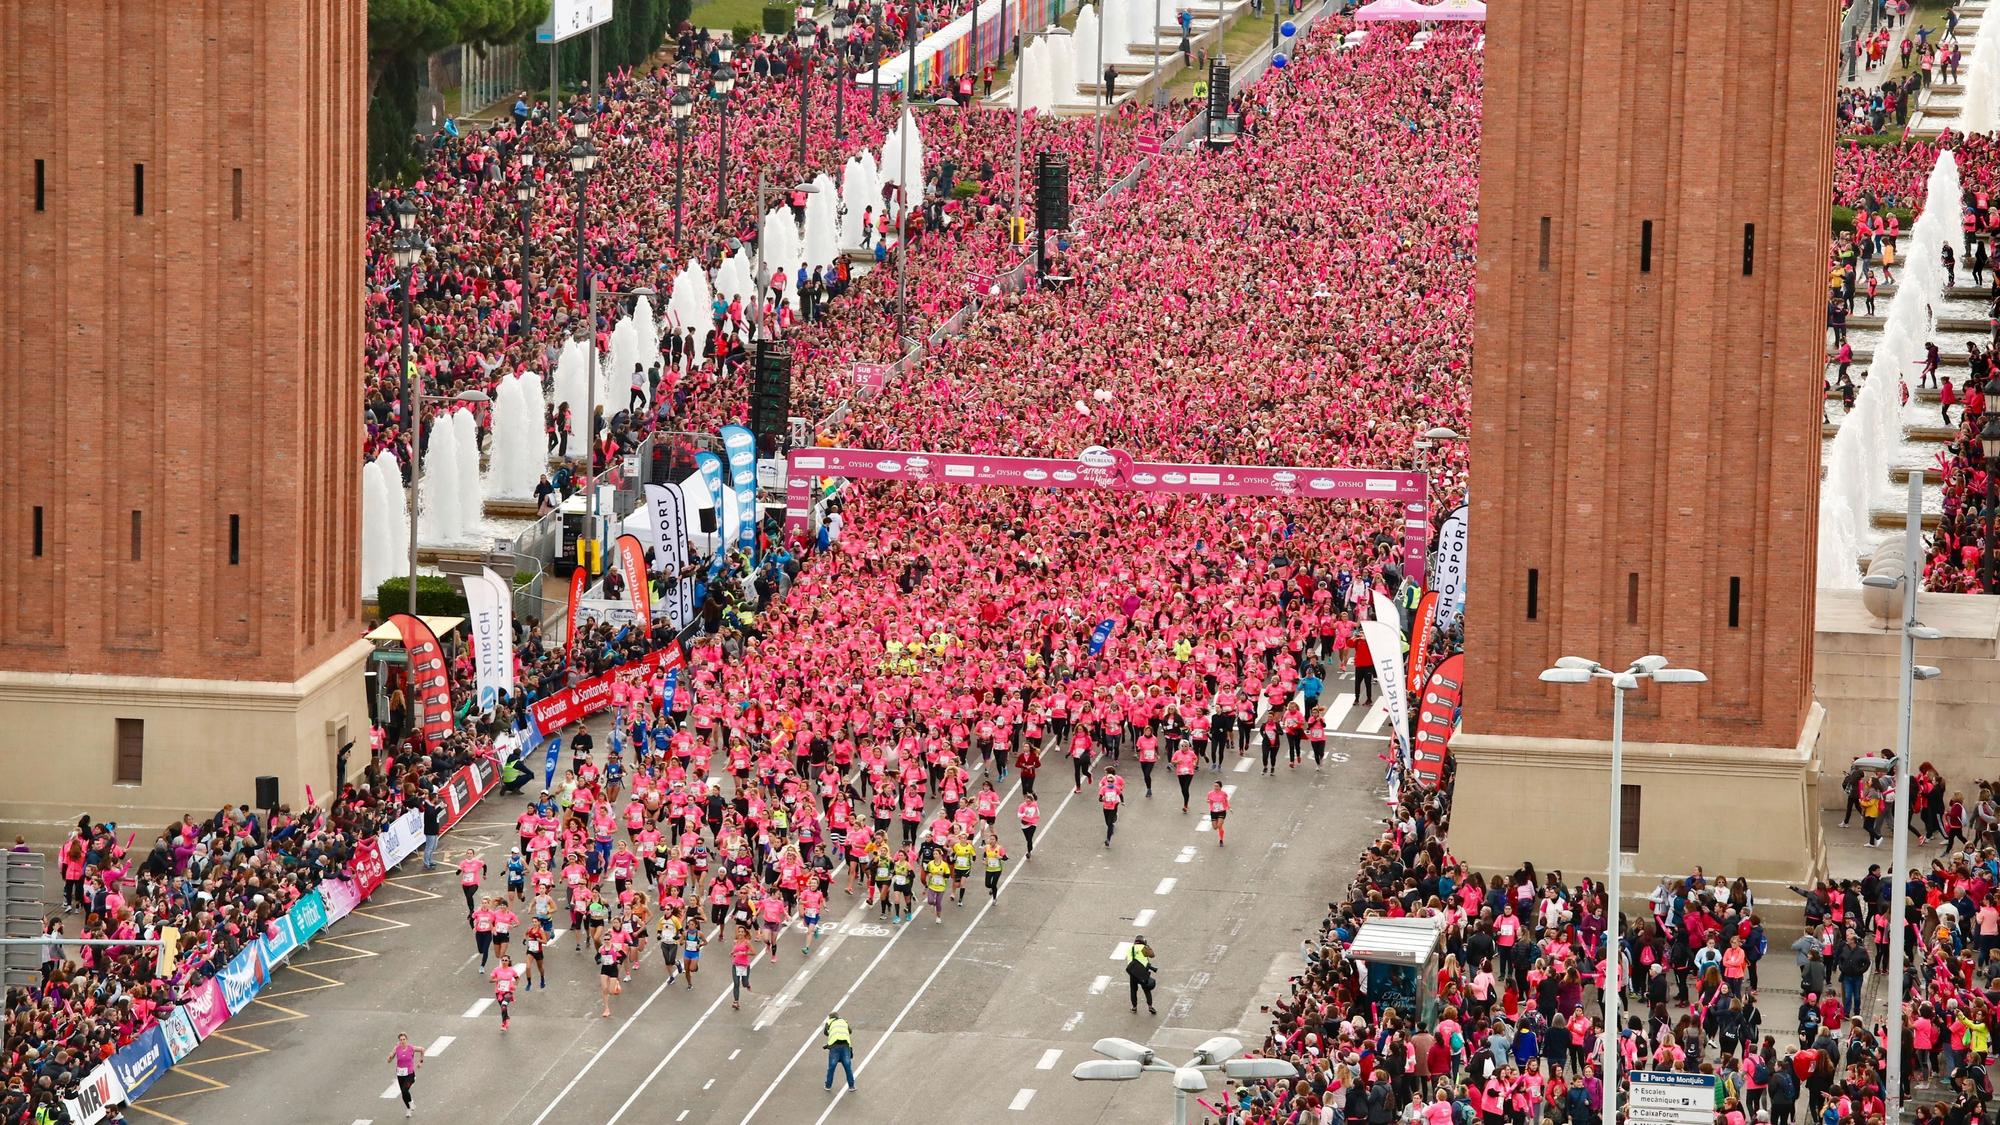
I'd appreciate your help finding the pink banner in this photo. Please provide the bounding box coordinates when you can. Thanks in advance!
[184,979,231,1039]
[319,877,365,924]
[787,447,1431,575]
[351,838,387,899]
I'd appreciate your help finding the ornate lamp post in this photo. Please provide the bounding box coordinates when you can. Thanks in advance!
[515,153,535,338]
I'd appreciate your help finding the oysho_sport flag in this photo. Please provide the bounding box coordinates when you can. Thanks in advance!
[387,613,453,749]
[645,482,694,629]
[1431,504,1469,630]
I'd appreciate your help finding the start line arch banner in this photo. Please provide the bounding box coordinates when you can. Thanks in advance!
[785,446,1432,575]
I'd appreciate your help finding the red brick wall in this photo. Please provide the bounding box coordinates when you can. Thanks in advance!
[1462,0,1834,749]
[0,0,365,683]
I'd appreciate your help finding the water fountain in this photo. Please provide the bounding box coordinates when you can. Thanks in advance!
[1051,30,1079,107]
[840,153,882,247]
[805,173,840,271]
[1072,10,1100,104]
[1818,149,1960,586]
[608,317,642,405]
[418,409,467,544]
[631,294,663,374]
[360,452,410,596]
[451,408,483,537]
[667,259,712,363]
[1127,0,1158,62]
[1099,0,1135,64]
[485,371,548,500]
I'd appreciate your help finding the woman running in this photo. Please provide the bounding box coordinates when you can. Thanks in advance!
[521,920,548,990]
[1307,707,1327,768]
[595,928,623,1018]
[1171,741,1199,813]
[1017,795,1039,858]
[490,955,518,1031]
[982,836,1008,901]
[387,1032,424,1117]
[680,909,703,988]
[730,926,755,1009]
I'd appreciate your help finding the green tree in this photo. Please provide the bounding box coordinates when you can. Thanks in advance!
[368,0,552,98]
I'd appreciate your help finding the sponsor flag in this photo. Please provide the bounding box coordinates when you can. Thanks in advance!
[1088,618,1117,656]
[461,567,514,713]
[1410,653,1464,789]
[543,735,564,788]
[184,979,231,1038]
[1137,131,1160,155]
[1406,590,1438,696]
[1365,588,1411,762]
[565,565,587,662]
[719,425,759,559]
[1431,504,1469,630]
[616,533,652,629]
[387,614,453,749]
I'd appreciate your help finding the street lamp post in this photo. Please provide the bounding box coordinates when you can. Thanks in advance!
[671,84,693,253]
[715,42,737,218]
[895,0,918,340]
[1093,0,1107,190]
[568,133,600,557]
[1074,1036,1297,1125]
[405,389,491,618]
[1862,473,1947,1122]
[515,154,535,339]
[391,199,419,431]
[796,8,817,171]
[1537,654,1709,1125]
[833,13,852,141]
[1412,425,1461,521]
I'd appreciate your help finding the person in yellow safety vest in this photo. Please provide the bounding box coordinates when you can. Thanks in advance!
[1125,935,1158,1014]
[1193,79,1208,102]
[824,1012,857,1091]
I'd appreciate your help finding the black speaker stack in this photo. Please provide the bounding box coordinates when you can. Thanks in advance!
[751,339,793,456]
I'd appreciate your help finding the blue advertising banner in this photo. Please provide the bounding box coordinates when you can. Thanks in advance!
[159,1006,201,1062]
[719,425,760,560]
[260,914,300,967]
[289,889,328,944]
[218,943,269,1015]
[694,451,729,576]
[107,1025,171,1101]
[543,735,564,788]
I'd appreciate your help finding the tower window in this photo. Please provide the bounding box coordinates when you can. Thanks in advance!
[130,511,142,561]
[116,718,145,784]
[1526,568,1540,621]
[1626,572,1639,625]
[1620,784,1641,852]
[233,168,243,220]
[1639,220,1654,273]
[1728,576,1742,628]
[32,506,44,557]
[1742,223,1755,276]
[34,159,45,212]
[229,514,241,565]
[1538,216,1551,271]
[134,164,145,216]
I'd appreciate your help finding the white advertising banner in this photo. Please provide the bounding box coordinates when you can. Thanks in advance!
[1431,504,1469,631]
[461,568,514,713]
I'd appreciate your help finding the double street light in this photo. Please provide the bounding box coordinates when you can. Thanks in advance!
[514,154,536,338]
[713,41,738,217]
[1074,1036,1296,1125]
[672,64,695,253]
[795,7,817,170]
[832,13,852,140]
[1860,473,1947,1123]
[390,198,421,431]
[1537,654,1707,1125]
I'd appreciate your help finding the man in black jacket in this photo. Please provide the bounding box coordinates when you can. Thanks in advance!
[420,795,444,870]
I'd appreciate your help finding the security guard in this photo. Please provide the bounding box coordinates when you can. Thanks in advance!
[824,1011,857,1091]
[1125,935,1158,1014]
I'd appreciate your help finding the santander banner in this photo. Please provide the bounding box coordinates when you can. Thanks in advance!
[786,446,1432,575]
[529,643,687,736]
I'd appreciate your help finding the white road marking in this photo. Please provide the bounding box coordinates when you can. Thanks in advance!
[1155,878,1177,894]
[1133,909,1155,928]
[380,1084,399,1100]
[551,928,566,941]
[352,1119,374,1124]
[425,1035,455,1055]
[1358,697,1389,733]
[1323,691,1355,731]
[1036,1049,1063,1070]
[1196,816,1211,831]
[729,1049,741,1061]
[1062,1011,1084,1032]
[677,1114,689,1122]
[754,897,872,1029]
[703,1078,716,1090]
[1223,785,1237,798]
[1109,942,1132,961]
[1010,1089,1037,1111]
[1175,847,1196,863]
[463,998,493,1019]
[806,789,1083,1125]
[600,972,733,1124]
[1088,975,1111,995]
[1233,756,1254,773]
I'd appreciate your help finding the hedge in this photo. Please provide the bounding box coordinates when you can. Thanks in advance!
[376,572,533,618]
[1831,204,1916,235]
[763,5,794,33]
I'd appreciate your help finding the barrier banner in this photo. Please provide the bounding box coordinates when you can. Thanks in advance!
[289,890,328,943]
[63,1063,125,1125]
[320,877,365,925]
[1405,591,1438,696]
[108,1024,172,1101]
[184,978,232,1038]
[1410,653,1464,789]
[351,837,388,898]
[528,643,688,735]
[440,753,503,831]
[387,613,455,749]
[259,914,300,968]
[378,810,425,870]
[160,1005,202,1062]
[217,943,269,1016]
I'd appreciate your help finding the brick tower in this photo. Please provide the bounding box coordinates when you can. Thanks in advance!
[1448,0,1836,885]
[0,0,369,830]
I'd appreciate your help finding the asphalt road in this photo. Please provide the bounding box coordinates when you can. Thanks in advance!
[134,705,1393,1125]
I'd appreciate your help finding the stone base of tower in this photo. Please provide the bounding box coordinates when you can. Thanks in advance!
[0,640,371,841]
[1444,702,1829,912]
